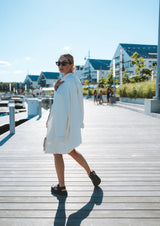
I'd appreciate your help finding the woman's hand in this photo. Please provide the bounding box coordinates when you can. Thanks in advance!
[54,79,64,91]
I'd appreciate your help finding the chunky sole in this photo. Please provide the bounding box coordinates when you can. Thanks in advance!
[89,171,101,186]
[51,186,68,196]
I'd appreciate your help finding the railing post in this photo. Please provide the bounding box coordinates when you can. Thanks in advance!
[38,99,42,118]
[9,100,15,135]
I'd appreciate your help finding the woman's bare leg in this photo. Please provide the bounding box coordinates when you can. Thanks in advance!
[68,149,91,176]
[53,154,66,189]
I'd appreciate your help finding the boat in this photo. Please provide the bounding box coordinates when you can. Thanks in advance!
[0,95,26,116]
[0,100,9,115]
[10,95,26,110]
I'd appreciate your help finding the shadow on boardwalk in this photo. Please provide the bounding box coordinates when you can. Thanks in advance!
[0,134,14,146]
[53,187,103,226]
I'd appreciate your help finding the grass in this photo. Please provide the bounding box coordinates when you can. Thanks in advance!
[116,79,157,98]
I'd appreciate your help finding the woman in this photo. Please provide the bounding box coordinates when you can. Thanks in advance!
[44,54,101,196]
[93,89,97,104]
[107,87,110,104]
[99,90,103,104]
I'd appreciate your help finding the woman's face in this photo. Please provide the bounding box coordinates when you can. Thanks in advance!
[58,56,73,75]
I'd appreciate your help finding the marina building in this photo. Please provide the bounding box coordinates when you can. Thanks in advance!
[80,59,111,84]
[110,43,157,83]
[24,75,39,89]
[38,72,60,87]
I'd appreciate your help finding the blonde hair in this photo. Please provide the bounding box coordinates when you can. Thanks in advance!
[59,53,75,72]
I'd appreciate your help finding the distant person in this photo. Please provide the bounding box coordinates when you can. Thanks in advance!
[93,90,97,104]
[107,87,111,104]
[44,53,101,196]
[110,88,113,97]
[98,90,103,104]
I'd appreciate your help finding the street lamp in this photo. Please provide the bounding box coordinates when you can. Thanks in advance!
[155,0,160,99]
[84,50,91,98]
[113,59,116,97]
[97,70,99,96]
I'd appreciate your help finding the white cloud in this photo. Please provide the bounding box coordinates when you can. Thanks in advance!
[63,46,71,50]
[13,70,23,74]
[0,61,11,67]
[0,70,10,74]
[25,57,31,61]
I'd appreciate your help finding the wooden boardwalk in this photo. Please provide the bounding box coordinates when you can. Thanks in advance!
[0,99,160,225]
[0,111,27,127]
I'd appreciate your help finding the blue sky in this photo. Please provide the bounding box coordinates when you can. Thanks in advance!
[0,0,159,82]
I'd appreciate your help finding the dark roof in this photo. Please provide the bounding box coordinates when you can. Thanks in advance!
[41,72,60,79]
[120,43,157,58]
[28,75,39,81]
[89,59,111,70]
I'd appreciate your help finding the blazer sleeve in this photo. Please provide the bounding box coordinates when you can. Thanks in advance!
[54,92,68,142]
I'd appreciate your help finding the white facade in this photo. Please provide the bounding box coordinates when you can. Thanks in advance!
[24,75,39,89]
[38,72,60,88]
[110,43,157,80]
[80,59,110,84]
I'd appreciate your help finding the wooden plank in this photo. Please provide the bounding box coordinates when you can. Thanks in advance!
[0,219,159,226]
[0,185,160,191]
[1,177,160,182]
[1,202,160,210]
[0,210,160,218]
[0,191,160,197]
[0,218,160,226]
[1,181,160,186]
[1,196,160,203]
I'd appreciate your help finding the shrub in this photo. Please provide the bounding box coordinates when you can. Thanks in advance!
[83,89,88,95]
[116,79,156,99]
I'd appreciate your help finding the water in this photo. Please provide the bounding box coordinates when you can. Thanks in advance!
[0,113,9,117]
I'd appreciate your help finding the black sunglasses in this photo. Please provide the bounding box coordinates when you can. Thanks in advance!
[56,61,72,66]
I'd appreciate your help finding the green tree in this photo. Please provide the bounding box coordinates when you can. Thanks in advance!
[106,68,113,87]
[141,68,153,77]
[130,69,153,83]
[98,75,107,88]
[130,75,140,83]
[130,52,145,76]
[84,79,89,86]
[0,82,10,92]
[106,68,119,86]
[123,69,130,84]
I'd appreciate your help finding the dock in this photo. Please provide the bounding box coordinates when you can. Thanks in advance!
[0,99,160,225]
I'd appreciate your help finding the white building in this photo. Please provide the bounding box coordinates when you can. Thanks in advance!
[111,43,157,81]
[24,75,39,89]
[74,65,84,79]
[38,72,60,87]
[81,59,111,84]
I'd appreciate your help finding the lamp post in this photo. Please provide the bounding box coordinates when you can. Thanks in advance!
[113,59,116,97]
[86,50,91,98]
[97,70,99,96]
[87,64,91,98]
[119,48,123,85]
[155,0,160,99]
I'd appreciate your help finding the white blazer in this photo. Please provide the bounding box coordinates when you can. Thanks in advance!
[45,73,84,154]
